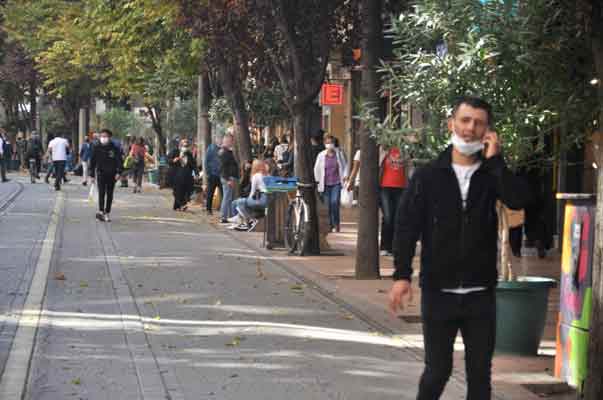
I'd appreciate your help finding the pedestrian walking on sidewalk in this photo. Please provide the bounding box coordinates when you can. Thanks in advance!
[388,96,531,400]
[379,146,408,256]
[129,137,147,193]
[80,136,92,186]
[46,133,70,191]
[204,138,223,215]
[219,134,240,223]
[0,130,9,182]
[314,135,348,232]
[90,129,123,222]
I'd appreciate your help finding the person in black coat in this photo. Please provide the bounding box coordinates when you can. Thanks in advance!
[172,138,196,211]
[90,129,123,222]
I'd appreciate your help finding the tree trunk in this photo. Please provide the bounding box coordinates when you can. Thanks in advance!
[293,105,320,255]
[197,72,212,184]
[586,2,603,398]
[29,78,37,133]
[355,0,382,279]
[218,63,252,164]
[148,106,166,156]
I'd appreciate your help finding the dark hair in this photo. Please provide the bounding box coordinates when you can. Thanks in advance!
[451,96,493,125]
[100,129,113,137]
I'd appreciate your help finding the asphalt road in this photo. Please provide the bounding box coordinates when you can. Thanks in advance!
[0,174,465,400]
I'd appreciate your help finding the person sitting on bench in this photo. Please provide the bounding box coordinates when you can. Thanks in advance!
[228,159,268,231]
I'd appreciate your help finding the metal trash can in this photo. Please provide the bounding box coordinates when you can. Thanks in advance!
[263,176,298,249]
[554,193,595,393]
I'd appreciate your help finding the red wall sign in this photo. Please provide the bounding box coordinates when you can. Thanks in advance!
[321,84,344,105]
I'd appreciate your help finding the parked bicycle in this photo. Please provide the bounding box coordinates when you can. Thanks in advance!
[284,181,315,256]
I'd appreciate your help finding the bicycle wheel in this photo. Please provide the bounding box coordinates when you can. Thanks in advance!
[284,202,299,254]
[296,205,307,256]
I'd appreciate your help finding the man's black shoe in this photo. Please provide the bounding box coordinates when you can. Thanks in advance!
[45,177,49,184]
[55,187,61,191]
[220,219,228,224]
[96,212,105,222]
[82,182,87,186]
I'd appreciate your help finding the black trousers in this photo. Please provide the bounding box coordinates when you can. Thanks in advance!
[206,175,223,212]
[379,187,405,252]
[53,161,66,189]
[132,161,145,187]
[0,157,7,181]
[97,173,116,213]
[173,183,189,210]
[418,289,496,400]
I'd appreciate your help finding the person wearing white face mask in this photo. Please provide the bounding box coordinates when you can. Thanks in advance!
[388,96,532,400]
[89,129,123,222]
[314,135,348,232]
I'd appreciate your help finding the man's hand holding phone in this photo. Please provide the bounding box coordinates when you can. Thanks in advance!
[483,130,501,159]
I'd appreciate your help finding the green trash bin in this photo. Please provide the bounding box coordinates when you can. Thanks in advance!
[148,169,159,185]
[495,277,557,355]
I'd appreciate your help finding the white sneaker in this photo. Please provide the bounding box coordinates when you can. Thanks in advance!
[228,215,242,225]
[380,250,389,256]
[104,213,111,222]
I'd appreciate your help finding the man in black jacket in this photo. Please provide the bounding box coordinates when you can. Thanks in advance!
[388,97,531,400]
[90,129,123,222]
[219,134,240,223]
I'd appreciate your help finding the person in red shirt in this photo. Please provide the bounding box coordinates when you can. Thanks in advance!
[380,146,407,256]
[129,137,147,193]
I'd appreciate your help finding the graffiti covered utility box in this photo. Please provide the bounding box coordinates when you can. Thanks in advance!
[554,195,595,392]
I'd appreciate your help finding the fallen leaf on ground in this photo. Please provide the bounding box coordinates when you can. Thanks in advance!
[342,314,355,320]
[79,281,88,288]
[153,315,161,320]
[377,289,387,294]
[290,284,304,292]
[54,272,66,281]
[225,336,245,347]
[230,374,239,378]
[214,300,222,306]
[71,378,81,385]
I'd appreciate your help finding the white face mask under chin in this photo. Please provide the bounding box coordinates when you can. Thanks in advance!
[451,132,484,156]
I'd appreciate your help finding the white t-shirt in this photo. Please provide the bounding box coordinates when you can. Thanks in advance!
[451,162,481,209]
[443,161,486,295]
[0,137,4,156]
[353,150,361,187]
[48,137,69,161]
[248,173,266,199]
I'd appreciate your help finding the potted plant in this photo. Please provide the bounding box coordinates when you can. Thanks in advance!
[363,0,598,355]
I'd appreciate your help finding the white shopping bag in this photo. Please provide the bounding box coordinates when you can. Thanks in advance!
[340,187,353,208]
[88,182,97,204]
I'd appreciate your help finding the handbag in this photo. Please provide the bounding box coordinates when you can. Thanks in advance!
[123,155,135,170]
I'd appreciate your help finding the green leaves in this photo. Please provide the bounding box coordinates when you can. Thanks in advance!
[369,0,598,170]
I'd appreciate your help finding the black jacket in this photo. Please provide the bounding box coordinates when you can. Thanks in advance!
[393,146,531,290]
[219,148,239,180]
[89,141,123,178]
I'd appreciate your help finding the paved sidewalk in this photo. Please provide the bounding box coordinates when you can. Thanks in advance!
[12,178,467,399]
[199,203,575,400]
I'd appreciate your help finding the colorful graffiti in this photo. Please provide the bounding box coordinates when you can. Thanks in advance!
[555,204,594,392]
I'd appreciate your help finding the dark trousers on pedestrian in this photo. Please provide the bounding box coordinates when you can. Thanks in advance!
[133,161,145,188]
[0,156,7,181]
[322,183,341,229]
[206,175,222,212]
[97,173,116,214]
[379,187,405,253]
[53,161,66,190]
[173,183,188,210]
[418,289,496,400]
